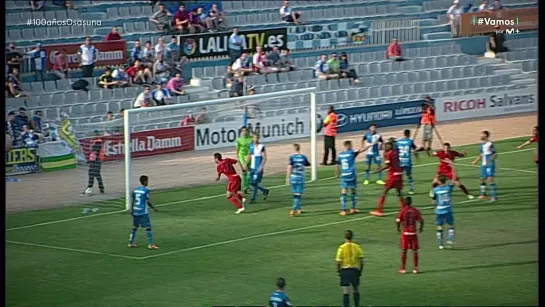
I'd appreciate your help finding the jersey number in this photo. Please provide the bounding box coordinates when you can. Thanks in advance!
[341,160,349,170]
[437,193,451,204]
[399,146,410,157]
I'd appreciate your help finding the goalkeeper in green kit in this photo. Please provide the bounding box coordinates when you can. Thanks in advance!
[236,127,254,194]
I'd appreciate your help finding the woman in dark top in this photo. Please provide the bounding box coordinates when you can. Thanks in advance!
[339,52,360,83]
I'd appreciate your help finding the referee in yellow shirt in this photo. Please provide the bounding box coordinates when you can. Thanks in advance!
[335,230,364,307]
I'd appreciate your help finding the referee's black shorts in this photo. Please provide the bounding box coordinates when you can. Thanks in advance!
[339,268,360,287]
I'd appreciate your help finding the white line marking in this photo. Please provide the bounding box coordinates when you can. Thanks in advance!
[139,199,480,260]
[6,240,141,260]
[6,148,534,232]
[457,163,537,174]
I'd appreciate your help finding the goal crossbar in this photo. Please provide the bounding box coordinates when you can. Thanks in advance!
[123,87,317,210]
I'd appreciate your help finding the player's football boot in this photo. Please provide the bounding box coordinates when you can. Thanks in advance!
[147,244,159,250]
[467,195,475,200]
[350,208,359,214]
[127,243,137,248]
[339,210,348,216]
[235,207,246,214]
[244,188,250,194]
[412,269,419,274]
[428,190,434,198]
[490,197,497,202]
[376,180,386,185]
[479,195,487,200]
[242,198,248,207]
[363,180,370,185]
[439,245,444,250]
[408,190,415,195]
[296,210,303,215]
[398,269,406,274]
[289,210,295,216]
[446,240,454,245]
[369,210,384,217]
[263,190,270,200]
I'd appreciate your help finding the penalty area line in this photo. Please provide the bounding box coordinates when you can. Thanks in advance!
[457,163,537,174]
[6,148,533,232]
[6,240,141,260]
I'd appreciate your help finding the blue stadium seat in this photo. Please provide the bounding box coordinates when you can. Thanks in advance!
[64,92,77,105]
[50,93,65,106]
[44,81,57,92]
[71,105,84,118]
[30,82,45,94]
[77,91,90,104]
[22,28,35,40]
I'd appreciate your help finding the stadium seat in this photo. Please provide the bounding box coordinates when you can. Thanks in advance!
[44,81,57,93]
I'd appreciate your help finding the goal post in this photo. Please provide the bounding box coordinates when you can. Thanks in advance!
[123,87,318,211]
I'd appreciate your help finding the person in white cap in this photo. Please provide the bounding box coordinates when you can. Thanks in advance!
[447,0,463,37]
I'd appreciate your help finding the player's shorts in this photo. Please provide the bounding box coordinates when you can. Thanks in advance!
[400,233,419,250]
[423,124,433,141]
[437,171,459,181]
[365,154,382,166]
[291,181,305,194]
[341,178,357,190]
[238,154,250,166]
[401,165,412,176]
[339,268,361,287]
[227,176,242,193]
[385,175,403,190]
[436,212,455,226]
[480,165,495,178]
[133,214,151,228]
[250,170,263,184]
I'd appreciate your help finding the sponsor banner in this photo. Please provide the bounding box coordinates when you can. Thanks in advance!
[179,28,287,59]
[38,141,77,172]
[6,145,40,175]
[195,114,310,150]
[287,21,372,49]
[42,40,127,70]
[435,87,537,121]
[80,126,195,162]
[333,100,426,133]
[459,8,537,36]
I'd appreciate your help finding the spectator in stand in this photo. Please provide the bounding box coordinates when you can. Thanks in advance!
[386,38,404,61]
[6,43,24,74]
[78,36,99,78]
[142,41,155,68]
[326,52,341,76]
[104,111,117,136]
[490,0,503,10]
[166,73,186,96]
[198,6,217,32]
[31,110,43,133]
[152,83,172,106]
[230,75,245,97]
[134,86,155,108]
[488,25,508,55]
[190,8,206,33]
[97,68,118,89]
[105,27,122,41]
[112,65,130,87]
[166,36,180,63]
[275,48,296,72]
[232,53,254,76]
[15,107,31,130]
[210,4,227,29]
[30,0,46,10]
[149,3,172,32]
[314,54,337,80]
[7,68,31,98]
[173,4,191,34]
[21,125,39,146]
[253,46,277,74]
[181,107,208,126]
[127,60,153,85]
[478,0,489,11]
[51,49,70,80]
[268,46,281,66]
[195,107,208,124]
[447,0,462,38]
[153,53,172,84]
[6,111,19,146]
[130,41,144,65]
[224,66,235,88]
[26,43,46,82]
[339,52,360,83]
[228,28,243,65]
[155,37,167,56]
[279,1,303,24]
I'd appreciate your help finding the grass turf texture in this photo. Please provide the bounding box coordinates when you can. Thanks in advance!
[7,138,538,307]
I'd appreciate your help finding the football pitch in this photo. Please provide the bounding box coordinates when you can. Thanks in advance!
[7,137,538,307]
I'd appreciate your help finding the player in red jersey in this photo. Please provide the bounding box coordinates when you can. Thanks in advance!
[517,126,538,164]
[396,197,424,274]
[370,142,406,217]
[429,142,474,200]
[214,153,248,214]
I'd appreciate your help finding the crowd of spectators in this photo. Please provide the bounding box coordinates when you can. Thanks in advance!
[149,2,227,35]
[313,52,360,83]
[447,0,505,38]
[6,107,45,147]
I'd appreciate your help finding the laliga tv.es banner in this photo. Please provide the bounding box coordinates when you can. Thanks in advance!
[331,100,426,133]
[195,114,310,150]
[435,87,537,121]
[42,40,127,70]
[179,28,287,59]
[79,126,195,162]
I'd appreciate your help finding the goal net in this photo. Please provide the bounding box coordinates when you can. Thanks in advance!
[120,88,318,210]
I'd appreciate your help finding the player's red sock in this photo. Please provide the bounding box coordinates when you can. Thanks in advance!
[413,251,419,268]
[377,196,386,212]
[235,193,244,201]
[459,184,470,195]
[399,197,406,208]
[228,196,243,209]
[401,250,407,270]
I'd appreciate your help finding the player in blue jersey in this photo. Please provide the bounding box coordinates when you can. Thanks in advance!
[472,130,497,202]
[286,144,311,216]
[432,169,457,250]
[336,140,371,216]
[129,175,159,250]
[269,277,293,307]
[247,133,270,203]
[396,129,419,195]
[362,124,385,185]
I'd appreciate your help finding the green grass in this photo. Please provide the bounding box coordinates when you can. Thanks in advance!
[7,138,538,307]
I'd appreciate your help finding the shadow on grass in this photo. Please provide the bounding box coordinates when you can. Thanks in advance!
[419,260,537,274]
[453,239,537,250]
